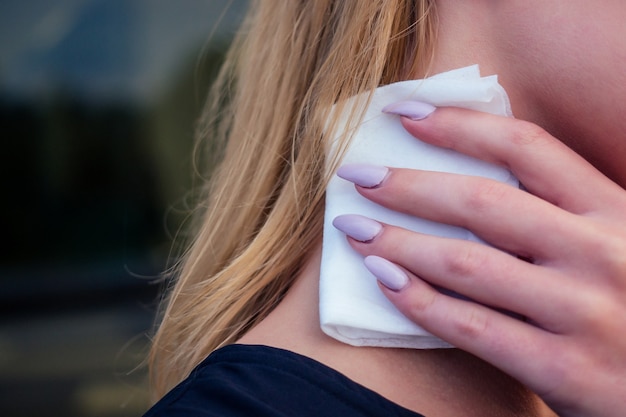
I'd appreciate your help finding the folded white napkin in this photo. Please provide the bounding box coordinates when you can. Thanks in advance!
[319,65,517,349]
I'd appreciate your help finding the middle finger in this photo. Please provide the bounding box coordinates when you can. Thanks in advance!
[341,165,583,262]
[334,215,579,332]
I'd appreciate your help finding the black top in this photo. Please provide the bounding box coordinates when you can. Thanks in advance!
[144,344,426,417]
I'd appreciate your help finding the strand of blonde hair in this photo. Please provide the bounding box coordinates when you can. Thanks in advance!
[149,0,437,400]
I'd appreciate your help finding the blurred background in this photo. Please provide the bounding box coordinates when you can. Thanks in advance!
[0,1,248,415]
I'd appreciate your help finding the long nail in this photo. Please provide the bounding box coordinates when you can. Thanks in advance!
[336,164,389,188]
[364,256,409,291]
[382,100,436,120]
[332,214,382,242]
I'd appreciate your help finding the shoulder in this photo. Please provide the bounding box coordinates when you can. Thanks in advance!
[143,344,425,417]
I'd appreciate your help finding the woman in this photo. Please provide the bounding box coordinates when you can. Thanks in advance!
[146,1,626,416]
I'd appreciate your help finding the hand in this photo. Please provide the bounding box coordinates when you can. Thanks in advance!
[333,105,626,417]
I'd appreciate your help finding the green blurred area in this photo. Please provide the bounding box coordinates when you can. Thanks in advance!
[2,40,228,268]
[0,1,246,415]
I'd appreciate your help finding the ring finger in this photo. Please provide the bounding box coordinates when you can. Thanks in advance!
[333,214,580,332]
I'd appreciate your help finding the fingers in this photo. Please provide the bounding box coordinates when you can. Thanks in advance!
[335,214,626,411]
[367,251,626,415]
[370,258,565,402]
[339,164,586,262]
[392,106,625,214]
[334,104,626,417]
[333,215,578,332]
[371,263,560,391]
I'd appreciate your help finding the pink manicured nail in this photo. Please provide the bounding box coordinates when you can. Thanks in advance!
[382,100,436,120]
[336,164,389,188]
[332,214,382,242]
[364,256,409,291]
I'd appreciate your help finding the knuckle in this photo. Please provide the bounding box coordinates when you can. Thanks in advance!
[452,309,490,341]
[537,343,579,398]
[576,293,621,334]
[598,234,626,276]
[507,119,550,147]
[444,244,489,278]
[405,289,439,316]
[576,301,607,331]
[463,179,510,214]
[581,223,626,287]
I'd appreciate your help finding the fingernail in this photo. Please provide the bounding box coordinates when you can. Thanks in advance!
[382,100,436,120]
[332,214,382,242]
[364,256,409,291]
[337,164,389,188]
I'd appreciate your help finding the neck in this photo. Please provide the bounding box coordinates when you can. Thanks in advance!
[425,0,536,123]
[238,246,556,417]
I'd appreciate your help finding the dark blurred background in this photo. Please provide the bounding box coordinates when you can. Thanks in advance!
[0,1,247,415]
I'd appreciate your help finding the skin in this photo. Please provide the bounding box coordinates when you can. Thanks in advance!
[240,246,554,416]
[346,110,626,416]
[342,1,626,415]
[242,1,626,416]
[434,0,626,185]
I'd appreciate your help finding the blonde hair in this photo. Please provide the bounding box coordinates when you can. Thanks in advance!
[149,0,437,400]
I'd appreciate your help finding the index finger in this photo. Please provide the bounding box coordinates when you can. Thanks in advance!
[393,105,622,214]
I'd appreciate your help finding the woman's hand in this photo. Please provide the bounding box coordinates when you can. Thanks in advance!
[333,104,626,417]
